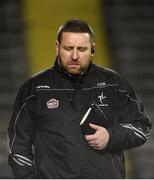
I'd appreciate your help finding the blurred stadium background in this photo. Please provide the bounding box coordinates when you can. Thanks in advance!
[0,0,153,178]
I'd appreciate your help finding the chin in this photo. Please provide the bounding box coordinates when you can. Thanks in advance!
[67,68,82,75]
[68,71,81,75]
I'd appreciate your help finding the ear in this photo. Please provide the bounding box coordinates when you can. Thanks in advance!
[91,43,95,55]
[56,40,59,56]
[91,43,95,57]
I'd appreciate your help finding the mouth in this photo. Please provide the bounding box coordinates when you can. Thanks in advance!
[67,63,80,68]
[68,62,80,65]
[68,64,79,66]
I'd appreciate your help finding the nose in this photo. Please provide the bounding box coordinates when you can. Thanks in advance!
[71,49,78,60]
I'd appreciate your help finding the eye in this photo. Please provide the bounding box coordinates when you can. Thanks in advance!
[64,46,72,51]
[78,47,87,52]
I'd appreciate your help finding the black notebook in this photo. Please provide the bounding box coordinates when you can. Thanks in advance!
[80,103,109,135]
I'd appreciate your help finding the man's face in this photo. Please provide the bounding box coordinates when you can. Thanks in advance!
[56,32,94,75]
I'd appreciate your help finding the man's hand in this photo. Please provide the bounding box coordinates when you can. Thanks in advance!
[85,123,110,150]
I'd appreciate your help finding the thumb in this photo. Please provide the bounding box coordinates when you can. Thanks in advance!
[89,123,100,130]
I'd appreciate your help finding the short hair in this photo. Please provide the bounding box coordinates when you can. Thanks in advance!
[57,19,94,43]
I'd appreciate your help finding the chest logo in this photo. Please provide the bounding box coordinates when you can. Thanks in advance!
[47,98,59,109]
[98,91,108,107]
[97,82,106,87]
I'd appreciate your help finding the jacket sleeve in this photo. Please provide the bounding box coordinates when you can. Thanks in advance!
[106,77,152,152]
[8,82,36,178]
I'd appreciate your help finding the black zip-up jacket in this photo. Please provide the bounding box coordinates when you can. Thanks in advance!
[8,59,152,178]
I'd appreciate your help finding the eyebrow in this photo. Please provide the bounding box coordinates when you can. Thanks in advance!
[63,45,88,48]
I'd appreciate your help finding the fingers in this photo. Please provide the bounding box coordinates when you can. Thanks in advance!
[84,124,109,151]
[89,123,100,130]
[85,134,96,141]
[87,140,102,150]
[85,124,105,141]
[85,135,99,149]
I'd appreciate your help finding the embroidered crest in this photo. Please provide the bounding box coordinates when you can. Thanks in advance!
[98,91,108,107]
[47,98,59,109]
[98,91,107,104]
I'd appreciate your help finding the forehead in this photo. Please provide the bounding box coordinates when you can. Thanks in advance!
[61,32,91,45]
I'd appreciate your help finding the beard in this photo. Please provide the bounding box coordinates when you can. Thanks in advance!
[58,56,91,75]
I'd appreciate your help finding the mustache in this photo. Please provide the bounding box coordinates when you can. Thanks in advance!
[67,61,81,65]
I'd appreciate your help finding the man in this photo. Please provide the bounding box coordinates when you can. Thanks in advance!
[8,19,152,178]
